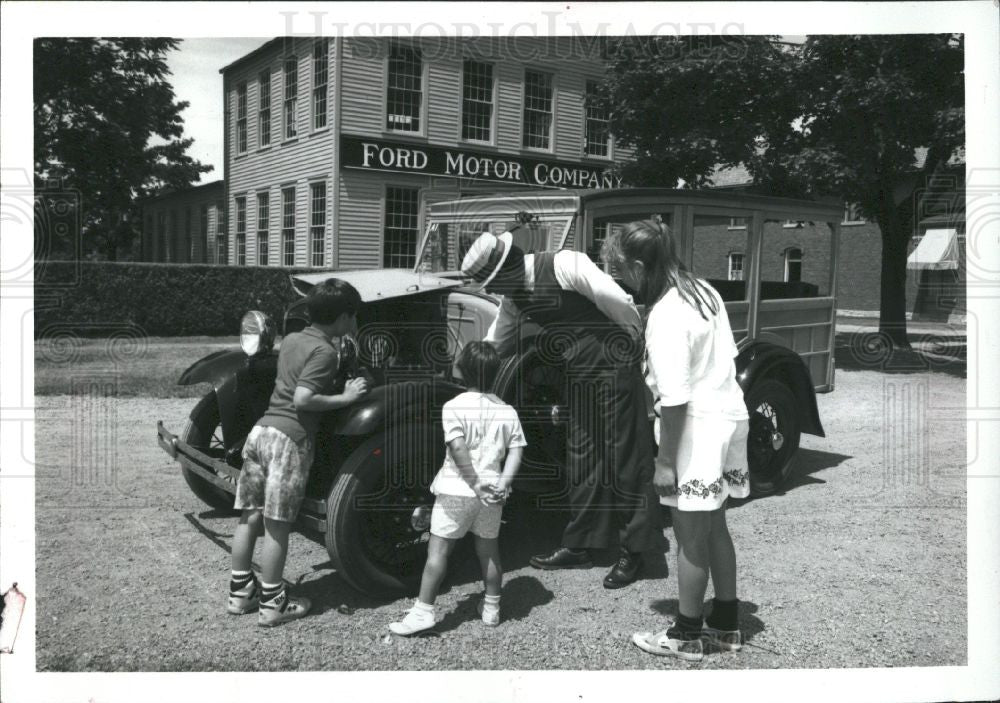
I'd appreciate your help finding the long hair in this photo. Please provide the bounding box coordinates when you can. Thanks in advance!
[601,219,719,320]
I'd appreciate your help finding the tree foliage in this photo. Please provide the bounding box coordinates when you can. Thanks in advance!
[34,38,212,260]
[597,35,964,346]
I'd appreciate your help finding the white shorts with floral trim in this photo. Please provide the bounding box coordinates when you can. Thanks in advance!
[660,416,750,511]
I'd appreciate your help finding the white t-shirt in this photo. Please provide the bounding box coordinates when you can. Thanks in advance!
[431,391,528,497]
[645,282,749,421]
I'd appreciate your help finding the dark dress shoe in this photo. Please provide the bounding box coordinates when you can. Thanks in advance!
[529,547,593,570]
[603,551,643,589]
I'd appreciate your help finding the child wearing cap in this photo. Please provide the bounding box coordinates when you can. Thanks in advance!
[389,341,526,635]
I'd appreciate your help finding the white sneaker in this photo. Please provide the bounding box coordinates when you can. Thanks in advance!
[702,625,743,652]
[227,574,260,615]
[632,629,704,662]
[478,600,500,627]
[389,604,437,636]
[258,588,311,627]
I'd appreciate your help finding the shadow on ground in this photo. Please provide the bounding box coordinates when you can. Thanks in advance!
[834,331,966,379]
[728,448,852,510]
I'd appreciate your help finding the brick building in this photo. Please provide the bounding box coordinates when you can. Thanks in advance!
[139,180,225,263]
[707,165,965,320]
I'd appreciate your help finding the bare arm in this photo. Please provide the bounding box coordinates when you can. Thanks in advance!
[654,403,688,497]
[293,377,369,412]
[493,446,524,495]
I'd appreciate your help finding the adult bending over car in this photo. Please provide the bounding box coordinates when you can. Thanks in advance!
[460,227,659,589]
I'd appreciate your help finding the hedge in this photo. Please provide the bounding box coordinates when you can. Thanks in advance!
[34,261,316,338]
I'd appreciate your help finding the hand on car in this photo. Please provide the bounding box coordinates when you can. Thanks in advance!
[341,377,370,403]
[652,458,677,497]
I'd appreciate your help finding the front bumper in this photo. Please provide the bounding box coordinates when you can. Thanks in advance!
[156,421,241,494]
[156,421,329,531]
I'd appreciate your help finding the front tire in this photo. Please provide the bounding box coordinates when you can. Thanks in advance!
[745,379,800,497]
[180,393,239,513]
[325,423,442,598]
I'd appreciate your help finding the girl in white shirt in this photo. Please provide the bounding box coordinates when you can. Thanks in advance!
[603,219,750,662]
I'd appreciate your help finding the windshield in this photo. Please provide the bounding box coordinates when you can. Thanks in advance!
[415,216,573,274]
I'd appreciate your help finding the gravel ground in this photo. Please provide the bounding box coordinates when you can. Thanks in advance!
[34,361,966,671]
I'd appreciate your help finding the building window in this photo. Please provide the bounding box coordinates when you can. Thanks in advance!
[784,247,802,283]
[258,70,271,148]
[185,208,193,262]
[386,44,422,132]
[235,196,247,266]
[310,182,326,267]
[728,252,745,281]
[257,193,269,266]
[199,205,208,262]
[216,204,227,264]
[282,186,295,266]
[313,40,329,130]
[843,201,866,224]
[236,82,248,154]
[522,70,553,150]
[461,60,494,143]
[383,187,419,268]
[283,57,298,140]
[728,217,747,230]
[584,80,610,157]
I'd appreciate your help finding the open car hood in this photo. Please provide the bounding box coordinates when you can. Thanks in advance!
[290,268,463,302]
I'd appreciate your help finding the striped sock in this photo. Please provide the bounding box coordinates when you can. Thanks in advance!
[261,581,284,603]
[230,570,255,593]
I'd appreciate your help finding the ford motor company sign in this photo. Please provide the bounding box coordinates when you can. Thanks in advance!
[341,134,623,189]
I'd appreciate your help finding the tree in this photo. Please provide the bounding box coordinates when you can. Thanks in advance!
[34,38,212,261]
[597,35,964,348]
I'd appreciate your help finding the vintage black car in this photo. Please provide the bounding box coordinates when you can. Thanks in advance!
[157,188,842,597]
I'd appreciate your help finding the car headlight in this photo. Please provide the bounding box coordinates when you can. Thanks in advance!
[240,310,276,357]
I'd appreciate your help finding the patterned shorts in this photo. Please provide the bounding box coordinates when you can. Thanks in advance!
[430,494,503,540]
[234,426,314,522]
[659,416,750,511]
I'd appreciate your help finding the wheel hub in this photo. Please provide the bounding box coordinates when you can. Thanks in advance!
[771,431,784,451]
[409,504,432,532]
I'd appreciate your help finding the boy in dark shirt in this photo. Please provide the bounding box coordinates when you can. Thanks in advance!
[228,279,369,627]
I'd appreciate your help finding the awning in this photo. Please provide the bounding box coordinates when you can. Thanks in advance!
[907,228,959,270]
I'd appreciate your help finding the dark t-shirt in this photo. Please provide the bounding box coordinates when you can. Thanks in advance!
[258,326,340,444]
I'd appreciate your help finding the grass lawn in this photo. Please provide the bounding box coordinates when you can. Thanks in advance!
[34,336,240,398]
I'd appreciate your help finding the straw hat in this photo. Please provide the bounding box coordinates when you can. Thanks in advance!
[460,231,514,290]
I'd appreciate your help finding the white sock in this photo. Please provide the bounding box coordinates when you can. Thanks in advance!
[483,594,500,611]
[414,599,435,613]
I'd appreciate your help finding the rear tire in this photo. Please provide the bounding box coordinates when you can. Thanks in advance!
[180,393,239,513]
[494,347,567,493]
[744,379,800,497]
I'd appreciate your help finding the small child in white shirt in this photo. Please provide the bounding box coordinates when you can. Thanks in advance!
[389,341,526,635]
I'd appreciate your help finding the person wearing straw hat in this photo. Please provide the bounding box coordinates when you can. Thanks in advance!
[460,224,659,589]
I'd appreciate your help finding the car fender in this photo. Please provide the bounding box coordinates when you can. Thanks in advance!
[330,378,466,436]
[736,342,825,437]
[178,349,278,447]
